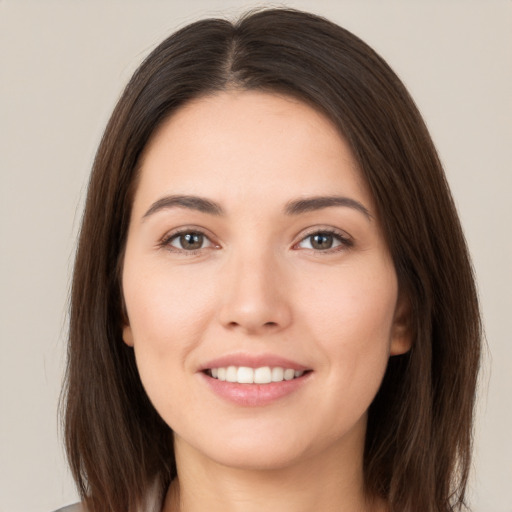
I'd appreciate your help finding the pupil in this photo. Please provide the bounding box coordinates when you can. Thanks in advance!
[181,233,203,250]
[312,233,333,250]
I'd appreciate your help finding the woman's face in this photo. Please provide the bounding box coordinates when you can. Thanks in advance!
[122,91,410,471]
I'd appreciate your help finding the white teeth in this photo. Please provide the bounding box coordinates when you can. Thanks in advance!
[226,366,237,382]
[284,368,295,381]
[208,365,306,384]
[237,366,254,384]
[254,366,272,384]
[271,367,284,382]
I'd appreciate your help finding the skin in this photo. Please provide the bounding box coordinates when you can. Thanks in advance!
[122,91,411,512]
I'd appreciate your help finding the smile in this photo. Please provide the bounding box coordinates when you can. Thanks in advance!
[207,366,305,384]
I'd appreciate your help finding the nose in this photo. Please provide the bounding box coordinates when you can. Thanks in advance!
[217,249,292,335]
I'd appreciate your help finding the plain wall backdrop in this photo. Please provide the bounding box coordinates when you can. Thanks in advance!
[1,1,511,511]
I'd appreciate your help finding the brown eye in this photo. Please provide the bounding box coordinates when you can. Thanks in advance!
[169,232,210,251]
[297,230,351,251]
[310,233,334,250]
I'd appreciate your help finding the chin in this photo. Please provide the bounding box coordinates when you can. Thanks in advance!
[174,415,365,473]
[205,442,312,472]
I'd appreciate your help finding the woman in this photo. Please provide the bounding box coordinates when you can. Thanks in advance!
[59,8,481,512]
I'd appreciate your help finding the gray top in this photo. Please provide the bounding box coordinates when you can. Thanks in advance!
[53,505,83,512]
[52,480,163,512]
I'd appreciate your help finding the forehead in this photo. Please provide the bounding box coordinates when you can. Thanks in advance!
[134,90,373,212]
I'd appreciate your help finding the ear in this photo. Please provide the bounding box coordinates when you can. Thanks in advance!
[122,324,134,347]
[390,293,413,355]
[119,291,134,347]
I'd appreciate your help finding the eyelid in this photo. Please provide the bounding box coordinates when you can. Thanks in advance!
[157,225,353,255]
[293,226,354,252]
[158,226,220,254]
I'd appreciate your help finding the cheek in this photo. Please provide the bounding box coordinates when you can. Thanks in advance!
[122,260,220,426]
[303,256,397,329]
[301,260,398,392]
[121,257,217,395]
[123,259,216,346]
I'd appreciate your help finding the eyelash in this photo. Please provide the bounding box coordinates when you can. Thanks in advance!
[159,228,217,255]
[159,227,353,255]
[294,228,353,253]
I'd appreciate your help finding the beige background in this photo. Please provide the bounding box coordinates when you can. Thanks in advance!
[1,1,511,511]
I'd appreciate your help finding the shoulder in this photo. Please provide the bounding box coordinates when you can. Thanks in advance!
[52,504,85,512]
[50,478,162,512]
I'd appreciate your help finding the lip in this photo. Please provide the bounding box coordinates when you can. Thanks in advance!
[198,353,312,407]
[199,353,309,372]
[200,372,311,406]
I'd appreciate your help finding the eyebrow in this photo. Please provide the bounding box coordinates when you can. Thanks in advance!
[142,194,372,221]
[143,195,224,219]
[284,196,372,220]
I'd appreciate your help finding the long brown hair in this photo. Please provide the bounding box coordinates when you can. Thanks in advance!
[64,8,481,512]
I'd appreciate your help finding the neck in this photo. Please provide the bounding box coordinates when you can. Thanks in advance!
[163,428,386,512]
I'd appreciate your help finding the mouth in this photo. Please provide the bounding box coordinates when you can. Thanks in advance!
[200,357,312,406]
[205,366,310,384]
